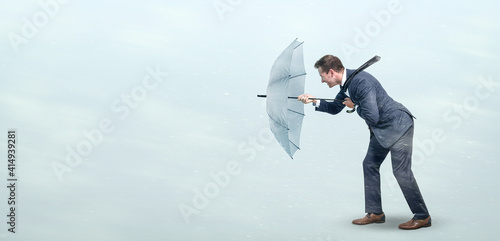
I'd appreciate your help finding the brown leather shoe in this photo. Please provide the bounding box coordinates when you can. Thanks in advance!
[352,213,385,225]
[398,216,432,230]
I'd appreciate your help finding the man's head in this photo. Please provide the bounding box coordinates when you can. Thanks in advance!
[314,55,344,88]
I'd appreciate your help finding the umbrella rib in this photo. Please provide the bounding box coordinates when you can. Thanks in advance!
[267,114,289,130]
[287,108,305,116]
[289,140,300,150]
[289,73,306,79]
[268,75,293,85]
[268,73,305,86]
[293,41,304,49]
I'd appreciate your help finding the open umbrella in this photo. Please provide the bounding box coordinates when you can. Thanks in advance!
[257,39,314,158]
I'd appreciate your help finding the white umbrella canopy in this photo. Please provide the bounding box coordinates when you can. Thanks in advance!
[264,39,307,158]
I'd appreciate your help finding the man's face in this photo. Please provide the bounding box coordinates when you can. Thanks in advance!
[318,67,338,88]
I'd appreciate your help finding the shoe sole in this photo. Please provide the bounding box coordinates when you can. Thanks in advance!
[352,220,385,225]
[352,214,386,225]
[399,223,432,230]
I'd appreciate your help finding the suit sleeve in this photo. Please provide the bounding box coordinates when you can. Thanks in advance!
[354,79,379,125]
[315,90,347,115]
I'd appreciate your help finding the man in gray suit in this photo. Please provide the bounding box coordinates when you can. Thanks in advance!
[298,55,431,230]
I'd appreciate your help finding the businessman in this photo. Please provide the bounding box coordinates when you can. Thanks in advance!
[298,55,430,230]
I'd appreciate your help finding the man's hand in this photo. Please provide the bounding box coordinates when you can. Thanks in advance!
[343,97,355,108]
[298,93,317,105]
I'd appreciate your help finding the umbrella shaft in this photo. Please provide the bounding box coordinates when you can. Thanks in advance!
[257,95,341,102]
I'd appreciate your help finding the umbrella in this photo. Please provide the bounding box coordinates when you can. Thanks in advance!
[258,39,308,158]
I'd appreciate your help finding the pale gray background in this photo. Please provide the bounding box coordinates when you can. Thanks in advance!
[1,0,499,240]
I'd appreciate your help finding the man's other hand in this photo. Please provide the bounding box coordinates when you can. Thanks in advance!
[343,97,355,108]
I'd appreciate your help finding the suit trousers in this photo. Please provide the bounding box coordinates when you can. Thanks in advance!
[363,123,430,219]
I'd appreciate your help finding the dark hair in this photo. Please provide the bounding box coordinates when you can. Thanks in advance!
[314,55,344,73]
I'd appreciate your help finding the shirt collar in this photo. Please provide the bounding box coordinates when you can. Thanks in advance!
[341,68,347,86]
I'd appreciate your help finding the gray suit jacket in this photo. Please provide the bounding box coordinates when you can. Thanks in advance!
[316,69,414,148]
